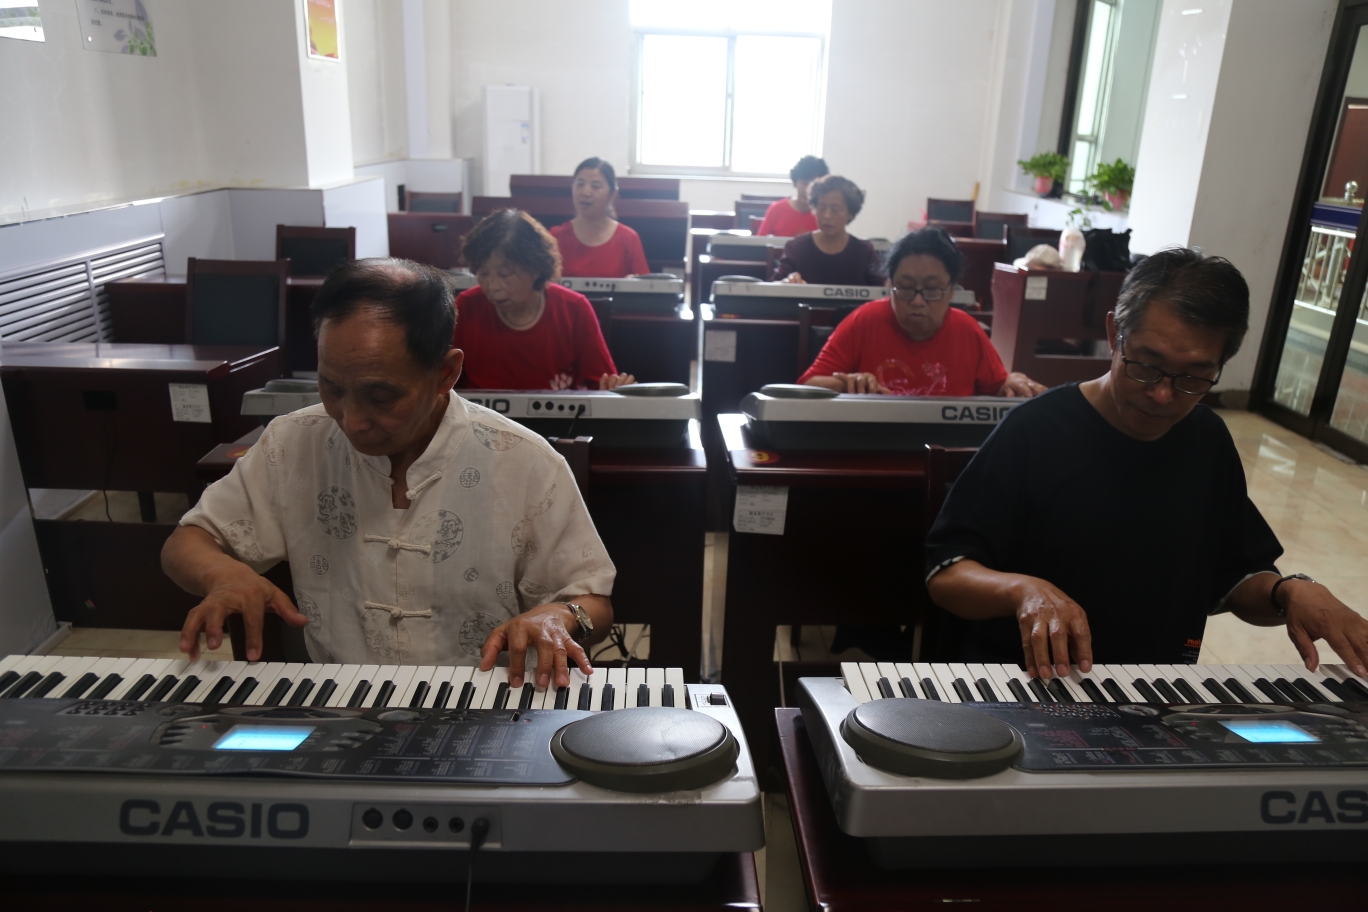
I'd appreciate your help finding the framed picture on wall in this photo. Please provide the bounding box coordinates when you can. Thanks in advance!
[305,0,339,61]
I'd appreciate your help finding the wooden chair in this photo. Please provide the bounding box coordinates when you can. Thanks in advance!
[919,444,979,660]
[927,198,975,222]
[739,193,785,202]
[387,213,474,269]
[796,303,854,375]
[549,435,593,496]
[954,237,1008,312]
[275,225,355,277]
[928,219,974,239]
[972,211,1028,241]
[748,215,764,234]
[185,258,288,349]
[403,190,463,213]
[1004,225,1063,263]
[734,199,770,228]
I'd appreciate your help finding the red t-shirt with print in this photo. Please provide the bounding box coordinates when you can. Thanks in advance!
[757,198,818,237]
[798,299,1008,396]
[550,221,650,278]
[453,283,618,390]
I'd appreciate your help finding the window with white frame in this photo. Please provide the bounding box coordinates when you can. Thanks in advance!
[1064,0,1122,194]
[629,0,831,177]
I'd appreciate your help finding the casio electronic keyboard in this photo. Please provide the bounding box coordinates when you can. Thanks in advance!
[741,383,1018,450]
[558,275,685,315]
[798,660,1368,869]
[710,278,887,319]
[242,383,701,449]
[0,654,761,883]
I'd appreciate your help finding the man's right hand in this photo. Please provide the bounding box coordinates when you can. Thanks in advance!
[831,372,890,395]
[178,563,308,662]
[1011,575,1093,680]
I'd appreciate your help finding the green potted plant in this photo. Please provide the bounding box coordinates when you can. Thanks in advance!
[1088,158,1136,210]
[1017,152,1069,196]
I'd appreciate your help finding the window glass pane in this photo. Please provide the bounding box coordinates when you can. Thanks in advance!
[731,36,822,174]
[1328,286,1368,443]
[1074,1,1115,135]
[631,0,829,34]
[638,35,728,167]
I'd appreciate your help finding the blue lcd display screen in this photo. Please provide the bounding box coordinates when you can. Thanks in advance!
[1218,719,1320,744]
[212,725,315,751]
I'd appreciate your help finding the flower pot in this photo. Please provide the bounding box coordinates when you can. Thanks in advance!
[1104,190,1130,210]
[1034,175,1054,196]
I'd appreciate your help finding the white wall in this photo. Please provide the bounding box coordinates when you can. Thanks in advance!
[1128,0,1336,394]
[323,178,389,257]
[343,0,409,165]
[295,1,356,187]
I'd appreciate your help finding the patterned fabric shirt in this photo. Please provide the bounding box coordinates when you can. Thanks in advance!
[180,395,616,665]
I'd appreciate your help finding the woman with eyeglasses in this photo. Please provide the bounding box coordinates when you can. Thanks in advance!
[770,175,884,287]
[798,227,1046,396]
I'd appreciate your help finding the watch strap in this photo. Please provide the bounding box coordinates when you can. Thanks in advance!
[1270,573,1315,619]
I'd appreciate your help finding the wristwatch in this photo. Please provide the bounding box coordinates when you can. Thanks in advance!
[557,602,593,643]
[1270,573,1316,618]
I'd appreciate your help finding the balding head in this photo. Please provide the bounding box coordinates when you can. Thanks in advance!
[311,258,457,371]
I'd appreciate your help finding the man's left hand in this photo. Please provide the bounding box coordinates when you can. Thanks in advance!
[1284,581,1368,677]
[479,603,591,689]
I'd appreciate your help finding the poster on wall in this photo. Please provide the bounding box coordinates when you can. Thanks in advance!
[76,0,156,55]
[305,0,339,61]
[0,4,44,42]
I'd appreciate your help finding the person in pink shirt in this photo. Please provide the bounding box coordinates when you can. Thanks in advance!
[757,155,828,237]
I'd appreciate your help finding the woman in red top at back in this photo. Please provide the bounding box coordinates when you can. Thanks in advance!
[455,209,635,390]
[757,155,828,237]
[550,158,650,278]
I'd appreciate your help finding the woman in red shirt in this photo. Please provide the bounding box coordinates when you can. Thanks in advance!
[549,158,651,278]
[456,209,635,390]
[799,227,1046,397]
[757,155,828,237]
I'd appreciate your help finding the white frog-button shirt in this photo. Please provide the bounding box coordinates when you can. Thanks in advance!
[180,395,616,665]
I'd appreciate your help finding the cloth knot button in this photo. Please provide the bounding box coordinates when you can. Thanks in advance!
[364,601,433,620]
[363,534,433,555]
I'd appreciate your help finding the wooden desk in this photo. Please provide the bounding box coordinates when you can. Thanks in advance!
[776,708,1366,910]
[954,237,1007,311]
[0,851,759,911]
[473,197,690,272]
[718,414,925,774]
[990,264,1123,387]
[108,275,322,375]
[198,420,709,680]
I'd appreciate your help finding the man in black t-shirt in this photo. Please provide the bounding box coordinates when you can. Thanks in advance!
[925,248,1368,681]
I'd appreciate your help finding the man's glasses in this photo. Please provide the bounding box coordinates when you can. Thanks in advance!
[891,285,950,303]
[1119,339,1221,395]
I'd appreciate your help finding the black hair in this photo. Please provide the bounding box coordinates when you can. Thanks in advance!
[1114,247,1250,363]
[807,174,865,220]
[572,157,617,194]
[311,258,456,371]
[885,227,964,285]
[790,155,829,184]
[461,209,562,291]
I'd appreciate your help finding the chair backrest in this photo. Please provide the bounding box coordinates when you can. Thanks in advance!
[796,303,856,375]
[927,198,975,222]
[587,297,612,346]
[748,215,764,234]
[186,258,288,347]
[952,238,1008,312]
[275,225,356,277]
[550,435,593,496]
[734,199,770,226]
[506,175,681,200]
[739,193,785,202]
[928,219,974,239]
[405,191,463,213]
[972,211,1028,241]
[387,213,475,269]
[1004,225,1063,263]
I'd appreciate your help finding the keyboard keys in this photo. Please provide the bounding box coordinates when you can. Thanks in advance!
[840,662,872,703]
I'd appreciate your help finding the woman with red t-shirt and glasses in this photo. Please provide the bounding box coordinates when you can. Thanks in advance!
[799,227,1046,397]
[456,209,635,390]
[549,158,651,278]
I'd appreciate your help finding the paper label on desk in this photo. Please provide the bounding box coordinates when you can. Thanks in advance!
[733,485,788,535]
[1025,276,1049,300]
[704,329,737,363]
[168,383,212,423]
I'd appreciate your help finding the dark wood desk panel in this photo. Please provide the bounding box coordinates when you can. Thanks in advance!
[990,264,1122,388]
[0,851,759,911]
[602,311,698,386]
[954,237,1007,312]
[719,414,925,775]
[108,275,322,374]
[776,708,1366,910]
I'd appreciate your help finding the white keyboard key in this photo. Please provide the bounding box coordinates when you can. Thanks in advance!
[242,663,290,706]
[397,666,436,708]
[892,662,919,698]
[605,668,628,710]
[947,663,978,702]
[323,664,363,707]
[873,662,900,698]
[1216,664,1272,704]
[371,666,418,708]
[841,662,872,703]
[645,667,664,708]
[859,663,886,700]
[568,667,592,710]
[911,663,945,701]
[444,666,476,708]
[465,668,495,708]
[479,667,511,709]
[664,668,685,708]
[626,667,647,708]
[982,664,1019,702]
[1271,664,1335,701]
[928,664,962,703]
[109,659,174,700]
[1091,664,1140,702]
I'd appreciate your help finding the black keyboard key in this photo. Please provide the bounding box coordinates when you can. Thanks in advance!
[1046,678,1074,703]
[1341,676,1368,701]
[1252,678,1284,702]
[1172,679,1202,703]
[432,681,452,709]
[204,676,235,704]
[0,671,18,694]
[1102,679,1129,702]
[576,683,592,711]
[975,678,1000,702]
[169,677,202,703]
[89,675,123,700]
[1271,678,1303,702]
[1128,678,1158,702]
[555,685,571,709]
[263,678,292,706]
[345,680,370,708]
[661,684,675,707]
[952,678,976,702]
[1222,677,1256,703]
[5,671,44,698]
[29,672,67,698]
[146,675,180,702]
[61,672,101,699]
[124,674,157,701]
[1321,678,1353,701]
[1028,678,1054,703]
[877,677,896,699]
[456,681,475,709]
[372,681,396,708]
[492,682,510,710]
[228,678,259,705]
[1288,678,1326,702]
[520,683,537,710]
[899,677,919,698]
[1007,678,1032,703]
[1202,678,1236,703]
[920,678,941,701]
[600,683,615,711]
[1076,678,1106,703]
[309,679,337,707]
[289,679,315,707]
[408,681,430,708]
[1150,679,1179,703]
[637,682,650,707]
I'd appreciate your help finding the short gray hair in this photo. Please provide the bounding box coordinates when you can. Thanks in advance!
[1115,247,1250,363]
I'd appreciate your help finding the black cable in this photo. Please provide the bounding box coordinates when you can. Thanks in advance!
[590,624,631,664]
[565,403,585,439]
[464,816,490,912]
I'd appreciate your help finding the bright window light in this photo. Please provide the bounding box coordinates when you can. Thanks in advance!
[731,36,824,174]
[630,0,829,34]
[639,35,729,167]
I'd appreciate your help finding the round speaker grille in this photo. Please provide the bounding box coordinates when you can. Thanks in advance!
[841,699,1022,780]
[552,708,738,792]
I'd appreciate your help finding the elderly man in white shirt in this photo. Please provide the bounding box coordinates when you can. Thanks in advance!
[163,258,615,692]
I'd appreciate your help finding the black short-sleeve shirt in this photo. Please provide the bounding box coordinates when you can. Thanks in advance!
[924,384,1282,665]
